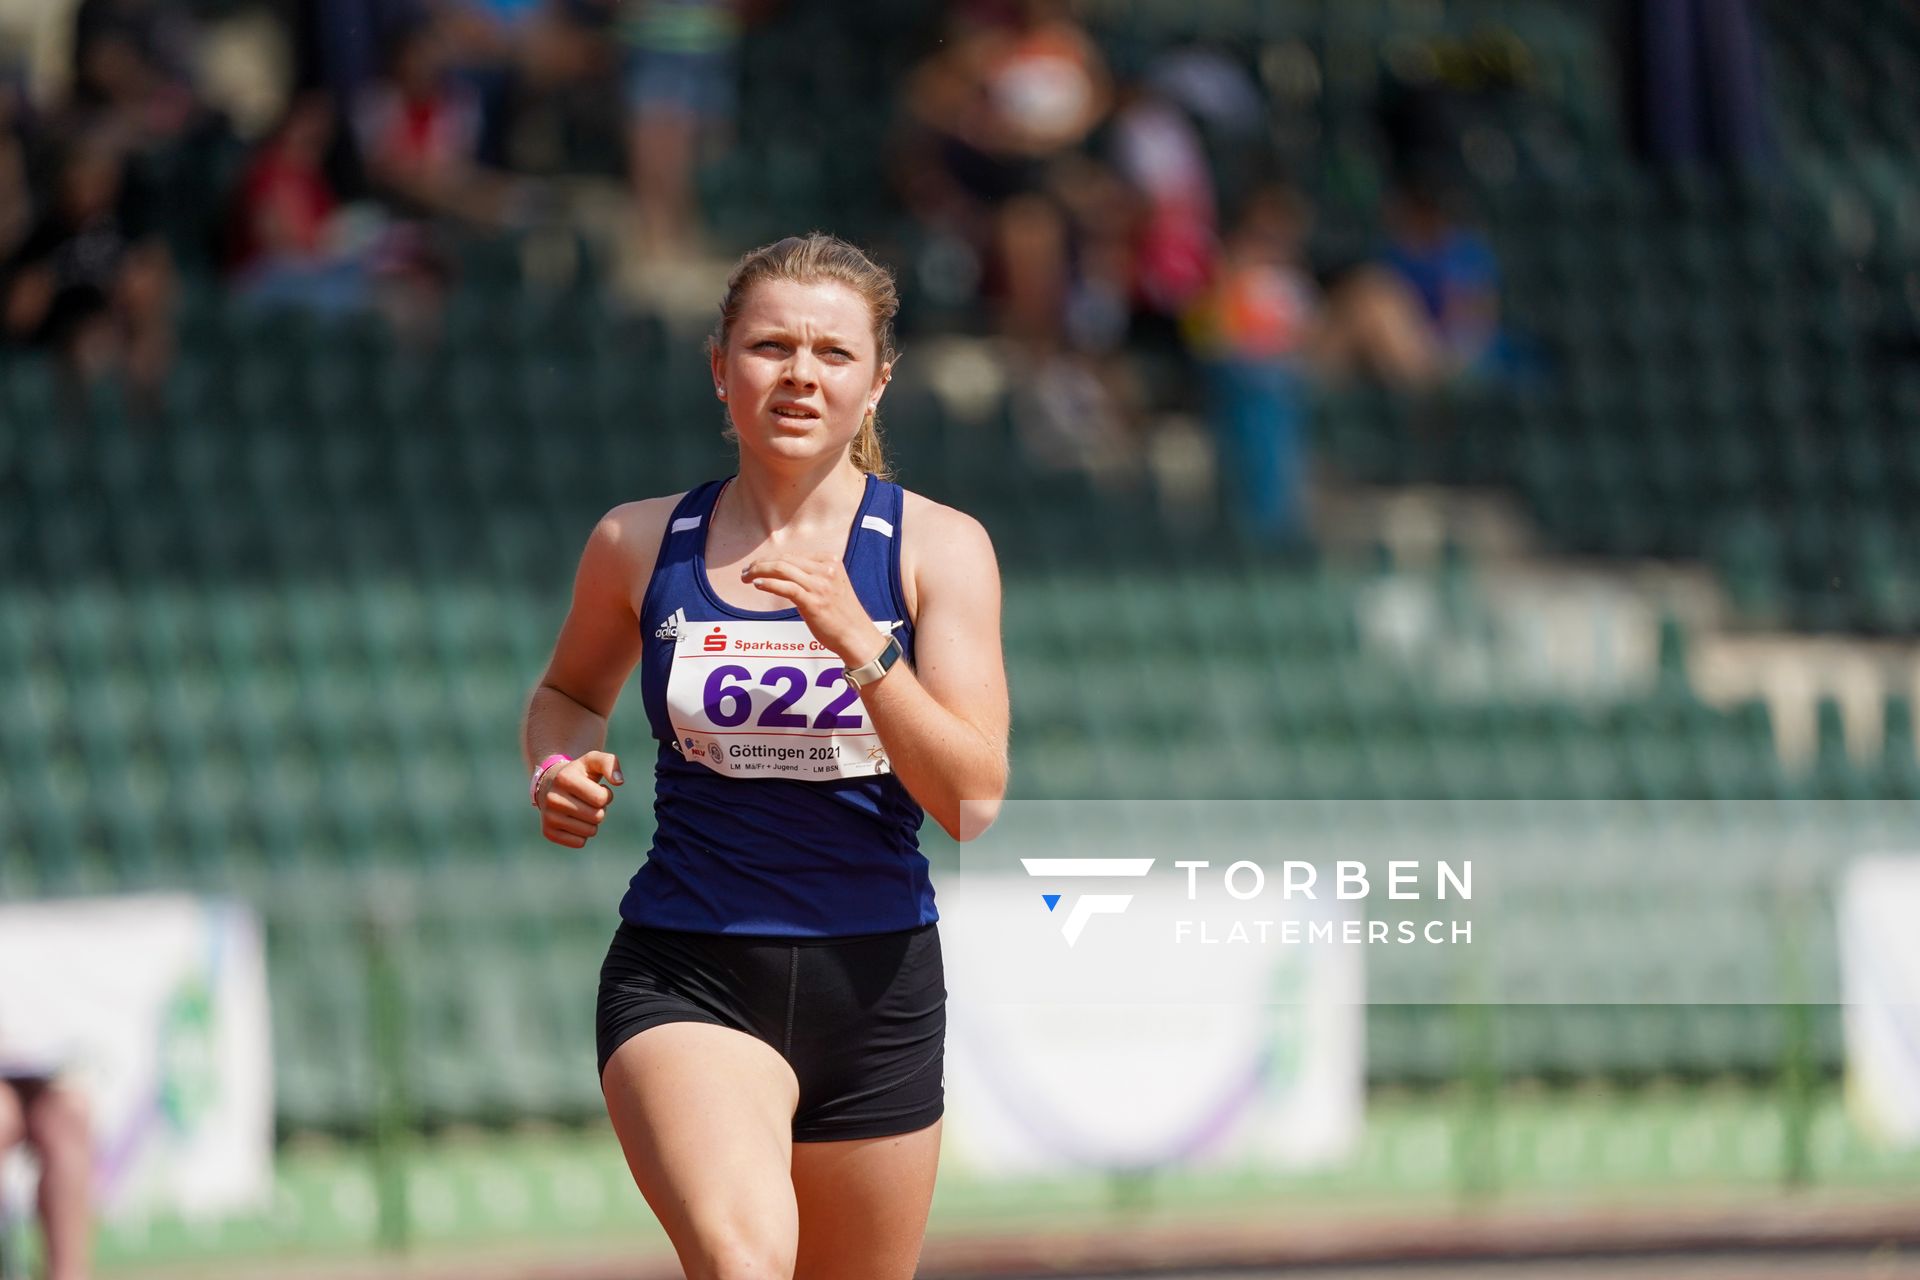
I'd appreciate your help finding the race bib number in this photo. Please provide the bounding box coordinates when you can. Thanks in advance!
[663,611,898,780]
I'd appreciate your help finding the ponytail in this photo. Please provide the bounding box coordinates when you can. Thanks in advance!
[850,409,890,479]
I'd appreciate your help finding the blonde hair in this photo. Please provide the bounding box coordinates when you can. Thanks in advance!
[710,233,899,479]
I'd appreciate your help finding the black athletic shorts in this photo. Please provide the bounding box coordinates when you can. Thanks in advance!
[596,919,946,1143]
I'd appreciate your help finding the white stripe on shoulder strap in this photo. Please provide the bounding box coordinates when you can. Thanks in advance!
[861,515,895,538]
[670,516,703,533]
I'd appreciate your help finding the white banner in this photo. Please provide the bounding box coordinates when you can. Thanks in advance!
[1840,855,1920,1147]
[941,875,1363,1174]
[0,894,273,1219]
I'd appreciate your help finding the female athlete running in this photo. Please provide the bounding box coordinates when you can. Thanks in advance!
[521,233,1010,1279]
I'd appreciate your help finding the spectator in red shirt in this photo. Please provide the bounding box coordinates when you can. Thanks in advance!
[354,19,520,228]
[233,93,339,271]
[229,93,370,314]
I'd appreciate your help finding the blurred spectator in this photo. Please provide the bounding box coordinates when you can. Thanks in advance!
[0,1074,92,1280]
[1378,176,1502,378]
[298,0,424,108]
[1117,44,1266,307]
[1111,71,1217,326]
[901,0,1110,347]
[620,0,742,263]
[1013,156,1144,484]
[70,0,198,127]
[1105,49,1264,426]
[1190,182,1443,385]
[1185,185,1318,541]
[0,79,33,258]
[67,0,246,273]
[1186,185,1450,538]
[440,0,623,176]
[439,0,521,168]
[1,130,172,398]
[901,0,1133,478]
[228,90,441,326]
[230,93,338,277]
[354,18,527,229]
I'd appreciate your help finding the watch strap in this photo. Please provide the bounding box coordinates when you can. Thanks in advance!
[845,632,903,688]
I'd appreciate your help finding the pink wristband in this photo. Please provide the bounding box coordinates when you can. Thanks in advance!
[530,753,573,806]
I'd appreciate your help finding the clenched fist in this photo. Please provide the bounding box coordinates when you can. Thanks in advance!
[535,750,623,848]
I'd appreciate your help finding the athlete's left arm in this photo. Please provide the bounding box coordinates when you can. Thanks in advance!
[866,502,1010,839]
[743,500,1010,840]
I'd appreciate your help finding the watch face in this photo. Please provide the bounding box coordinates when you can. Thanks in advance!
[848,634,902,687]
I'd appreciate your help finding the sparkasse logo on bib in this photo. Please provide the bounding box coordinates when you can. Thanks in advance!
[703,628,728,653]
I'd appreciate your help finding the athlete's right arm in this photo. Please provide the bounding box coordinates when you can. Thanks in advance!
[521,497,677,849]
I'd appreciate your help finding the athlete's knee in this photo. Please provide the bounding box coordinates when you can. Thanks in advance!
[684,1216,796,1280]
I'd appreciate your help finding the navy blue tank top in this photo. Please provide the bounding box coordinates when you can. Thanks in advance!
[618,474,934,936]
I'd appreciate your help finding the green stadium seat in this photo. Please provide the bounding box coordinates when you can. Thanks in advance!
[1881,695,1919,796]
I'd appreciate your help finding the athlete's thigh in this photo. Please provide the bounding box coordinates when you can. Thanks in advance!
[0,1079,23,1152]
[602,1022,803,1270]
[790,1118,943,1280]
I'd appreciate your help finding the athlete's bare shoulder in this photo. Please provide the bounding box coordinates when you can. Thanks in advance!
[899,488,998,621]
[900,488,992,547]
[590,493,685,591]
